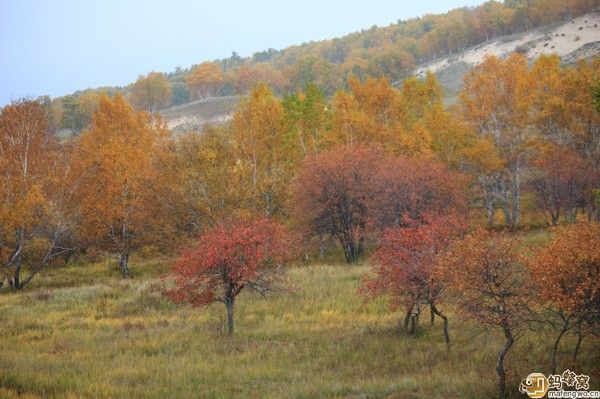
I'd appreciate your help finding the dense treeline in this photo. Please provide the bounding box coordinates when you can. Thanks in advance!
[2,53,600,399]
[40,0,598,133]
[3,53,600,284]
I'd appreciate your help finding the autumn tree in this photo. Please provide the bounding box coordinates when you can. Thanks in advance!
[362,214,466,347]
[594,82,600,116]
[292,145,383,263]
[283,83,328,157]
[158,126,238,236]
[528,144,595,224]
[186,62,224,100]
[460,53,534,227]
[528,222,600,373]
[229,63,288,95]
[233,84,293,218]
[437,230,531,399]
[167,219,295,334]
[371,157,469,229]
[327,77,404,152]
[287,56,341,96]
[73,95,169,277]
[326,74,450,158]
[130,71,172,113]
[0,100,78,289]
[293,144,469,263]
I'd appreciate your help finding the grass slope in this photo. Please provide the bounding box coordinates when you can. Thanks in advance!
[0,257,598,398]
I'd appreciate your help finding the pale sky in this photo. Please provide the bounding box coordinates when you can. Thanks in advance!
[0,0,484,105]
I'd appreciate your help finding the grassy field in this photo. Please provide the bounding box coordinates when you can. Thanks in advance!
[0,257,598,398]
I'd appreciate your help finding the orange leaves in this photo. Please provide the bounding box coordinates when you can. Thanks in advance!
[228,64,288,95]
[73,94,170,258]
[528,222,600,317]
[186,62,224,100]
[0,100,51,234]
[0,100,78,287]
[436,229,530,329]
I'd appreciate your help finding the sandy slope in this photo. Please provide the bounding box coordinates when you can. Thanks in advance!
[416,12,600,77]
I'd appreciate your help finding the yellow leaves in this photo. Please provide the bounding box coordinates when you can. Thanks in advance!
[130,72,172,113]
[462,136,505,173]
[232,84,290,218]
[395,123,433,158]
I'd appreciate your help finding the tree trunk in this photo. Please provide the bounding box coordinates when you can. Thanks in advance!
[496,328,514,399]
[9,252,23,290]
[431,304,450,350]
[572,324,583,366]
[566,208,577,223]
[430,303,435,326]
[119,252,129,278]
[511,160,521,228]
[486,198,495,227]
[551,323,568,374]
[225,297,235,335]
[403,305,413,331]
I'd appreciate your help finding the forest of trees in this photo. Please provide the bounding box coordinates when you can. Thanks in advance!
[1,50,600,397]
[38,0,598,134]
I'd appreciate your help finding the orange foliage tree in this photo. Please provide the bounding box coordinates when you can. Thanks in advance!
[186,62,224,100]
[0,100,78,289]
[437,229,531,399]
[229,63,288,95]
[460,53,534,227]
[528,144,595,225]
[158,126,238,235]
[74,95,170,277]
[167,219,295,334]
[528,222,600,373]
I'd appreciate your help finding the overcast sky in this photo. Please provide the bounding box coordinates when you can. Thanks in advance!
[0,0,485,106]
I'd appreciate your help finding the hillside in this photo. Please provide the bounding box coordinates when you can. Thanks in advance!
[160,96,239,133]
[49,1,600,135]
[415,11,600,103]
[158,11,600,130]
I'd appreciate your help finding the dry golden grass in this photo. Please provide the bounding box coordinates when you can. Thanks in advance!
[0,257,597,398]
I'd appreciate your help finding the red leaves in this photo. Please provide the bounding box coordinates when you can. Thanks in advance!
[291,144,469,262]
[363,213,466,310]
[167,219,295,307]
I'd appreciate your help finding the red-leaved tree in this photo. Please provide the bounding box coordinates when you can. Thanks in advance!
[291,145,383,263]
[362,214,466,347]
[371,157,469,229]
[167,219,295,334]
[528,145,596,225]
[292,144,469,263]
